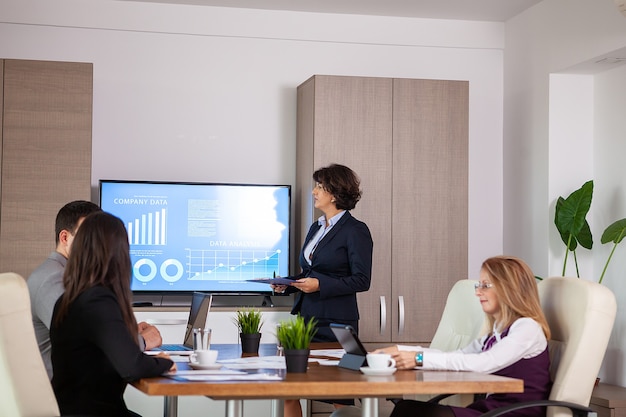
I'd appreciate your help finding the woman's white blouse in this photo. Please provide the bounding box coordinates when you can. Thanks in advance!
[397,317,547,374]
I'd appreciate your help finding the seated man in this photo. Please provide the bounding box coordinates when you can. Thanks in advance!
[27,200,163,379]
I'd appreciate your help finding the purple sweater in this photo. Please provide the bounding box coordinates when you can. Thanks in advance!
[452,330,552,417]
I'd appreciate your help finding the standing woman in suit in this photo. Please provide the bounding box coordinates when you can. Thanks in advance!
[50,211,175,417]
[273,163,373,417]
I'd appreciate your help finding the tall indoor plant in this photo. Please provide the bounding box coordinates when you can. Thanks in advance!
[234,308,263,354]
[554,180,626,283]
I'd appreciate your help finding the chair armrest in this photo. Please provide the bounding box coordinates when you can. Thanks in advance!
[389,393,461,405]
[480,400,596,417]
[427,394,456,403]
[388,393,463,405]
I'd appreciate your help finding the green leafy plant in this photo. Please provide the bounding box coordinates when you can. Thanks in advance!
[599,219,626,283]
[233,308,263,334]
[554,180,626,283]
[276,314,317,350]
[554,180,594,278]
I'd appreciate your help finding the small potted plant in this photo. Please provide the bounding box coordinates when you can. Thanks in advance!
[276,314,317,373]
[234,308,263,354]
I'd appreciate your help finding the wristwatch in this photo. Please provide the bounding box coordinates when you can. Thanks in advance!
[415,351,424,367]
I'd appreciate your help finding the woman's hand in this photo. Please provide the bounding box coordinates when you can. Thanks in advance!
[372,346,420,369]
[389,350,421,370]
[372,346,399,355]
[292,277,320,293]
[271,284,288,293]
[156,352,177,372]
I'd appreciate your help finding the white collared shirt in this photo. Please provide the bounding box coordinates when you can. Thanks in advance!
[303,211,346,264]
[397,317,547,374]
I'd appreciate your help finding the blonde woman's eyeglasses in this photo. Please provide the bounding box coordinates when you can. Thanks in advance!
[474,282,494,291]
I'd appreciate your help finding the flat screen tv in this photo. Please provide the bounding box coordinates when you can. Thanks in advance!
[99,180,290,295]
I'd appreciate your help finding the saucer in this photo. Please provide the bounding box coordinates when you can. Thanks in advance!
[189,362,222,370]
[360,366,397,376]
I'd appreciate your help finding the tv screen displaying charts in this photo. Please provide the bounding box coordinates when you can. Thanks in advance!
[99,180,291,294]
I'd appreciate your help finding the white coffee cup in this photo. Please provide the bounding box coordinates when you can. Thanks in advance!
[190,349,218,365]
[366,353,396,369]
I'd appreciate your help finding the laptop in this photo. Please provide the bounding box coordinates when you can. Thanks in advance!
[329,323,369,371]
[146,292,213,355]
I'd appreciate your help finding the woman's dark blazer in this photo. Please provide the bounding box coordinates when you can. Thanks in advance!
[290,211,373,322]
[51,286,173,416]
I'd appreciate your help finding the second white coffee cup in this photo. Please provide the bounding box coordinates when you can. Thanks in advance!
[366,353,396,369]
[190,349,218,365]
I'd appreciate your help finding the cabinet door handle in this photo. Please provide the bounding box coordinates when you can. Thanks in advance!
[398,296,405,335]
[380,296,387,335]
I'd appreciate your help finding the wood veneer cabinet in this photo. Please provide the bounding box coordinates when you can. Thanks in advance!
[0,59,92,279]
[296,75,468,344]
[590,383,626,417]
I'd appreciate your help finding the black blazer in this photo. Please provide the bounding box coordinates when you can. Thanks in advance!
[51,286,172,416]
[290,211,373,323]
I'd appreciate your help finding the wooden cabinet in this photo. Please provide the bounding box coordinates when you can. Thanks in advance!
[0,59,92,278]
[296,75,468,344]
[590,383,626,417]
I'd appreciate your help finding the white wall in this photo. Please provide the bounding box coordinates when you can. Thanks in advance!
[547,74,594,279]
[594,64,626,384]
[0,0,506,277]
[505,0,626,384]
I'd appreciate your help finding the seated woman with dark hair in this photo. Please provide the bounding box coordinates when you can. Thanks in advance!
[50,211,176,417]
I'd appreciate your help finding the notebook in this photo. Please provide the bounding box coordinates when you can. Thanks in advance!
[146,292,213,355]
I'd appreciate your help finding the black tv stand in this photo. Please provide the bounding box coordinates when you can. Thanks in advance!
[262,295,274,307]
[132,293,293,308]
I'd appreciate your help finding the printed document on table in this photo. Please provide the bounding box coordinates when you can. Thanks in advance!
[174,373,283,381]
[166,368,283,381]
[217,355,286,370]
[310,349,346,359]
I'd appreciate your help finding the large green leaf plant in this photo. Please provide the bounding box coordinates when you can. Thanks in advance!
[554,180,626,283]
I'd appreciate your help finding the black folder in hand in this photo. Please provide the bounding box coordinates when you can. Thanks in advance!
[246,277,296,285]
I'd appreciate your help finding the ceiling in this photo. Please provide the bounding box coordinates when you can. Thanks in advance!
[120,0,544,22]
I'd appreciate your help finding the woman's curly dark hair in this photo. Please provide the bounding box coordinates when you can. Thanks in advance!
[313,164,362,210]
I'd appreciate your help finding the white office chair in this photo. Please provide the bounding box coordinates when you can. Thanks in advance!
[481,276,617,417]
[402,279,484,406]
[429,279,485,352]
[0,272,61,417]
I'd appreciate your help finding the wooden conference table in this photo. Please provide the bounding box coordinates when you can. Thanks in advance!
[132,344,523,417]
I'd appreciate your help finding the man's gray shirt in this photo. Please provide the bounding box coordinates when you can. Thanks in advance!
[27,251,147,380]
[27,251,66,379]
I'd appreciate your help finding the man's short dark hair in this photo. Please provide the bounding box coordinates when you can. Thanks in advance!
[55,200,102,244]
